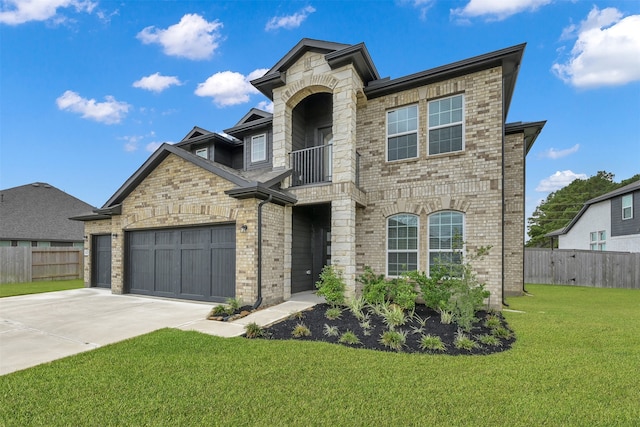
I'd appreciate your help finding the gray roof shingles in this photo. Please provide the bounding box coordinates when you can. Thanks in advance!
[0,183,95,242]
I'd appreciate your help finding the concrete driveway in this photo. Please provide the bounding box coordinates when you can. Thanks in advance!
[0,288,214,375]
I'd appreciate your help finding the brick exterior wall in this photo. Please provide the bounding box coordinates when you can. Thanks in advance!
[84,46,530,310]
[355,67,506,309]
[83,153,287,306]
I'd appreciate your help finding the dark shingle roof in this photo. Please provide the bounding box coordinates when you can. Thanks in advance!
[0,183,95,242]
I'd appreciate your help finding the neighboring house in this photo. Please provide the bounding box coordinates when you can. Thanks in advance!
[0,182,95,248]
[73,38,545,308]
[547,180,640,252]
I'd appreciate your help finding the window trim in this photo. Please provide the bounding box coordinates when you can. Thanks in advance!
[427,94,465,156]
[622,194,633,220]
[386,104,419,162]
[428,211,465,276]
[590,230,606,251]
[386,213,419,277]
[250,133,267,164]
[195,147,208,159]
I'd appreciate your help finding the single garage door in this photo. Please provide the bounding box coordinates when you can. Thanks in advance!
[126,225,235,302]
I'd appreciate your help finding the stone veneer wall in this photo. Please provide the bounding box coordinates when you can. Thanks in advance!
[355,67,505,309]
[503,132,525,296]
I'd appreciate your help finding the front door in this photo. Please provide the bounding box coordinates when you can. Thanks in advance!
[291,204,331,293]
[92,234,111,288]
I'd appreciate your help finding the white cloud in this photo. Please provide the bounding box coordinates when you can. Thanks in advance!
[120,135,143,152]
[0,0,96,25]
[451,0,551,21]
[195,68,268,107]
[552,7,640,88]
[133,72,183,93]
[137,14,223,60]
[265,5,315,31]
[538,143,580,160]
[256,101,274,113]
[56,90,130,124]
[536,170,587,192]
[145,142,163,152]
[400,0,436,20]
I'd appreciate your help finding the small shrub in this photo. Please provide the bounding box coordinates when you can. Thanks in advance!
[347,296,367,321]
[379,329,407,351]
[358,266,388,305]
[454,330,478,351]
[225,297,242,312]
[288,311,304,320]
[492,326,513,339]
[477,334,502,347]
[420,334,446,351]
[440,310,454,324]
[388,276,418,312]
[323,324,340,337]
[211,305,228,316]
[484,315,502,330]
[338,330,361,345]
[244,322,264,338]
[406,269,452,312]
[381,304,407,330]
[325,306,343,320]
[368,302,389,317]
[315,265,346,306]
[291,323,311,338]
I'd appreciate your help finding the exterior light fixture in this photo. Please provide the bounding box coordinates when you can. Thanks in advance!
[240,224,248,233]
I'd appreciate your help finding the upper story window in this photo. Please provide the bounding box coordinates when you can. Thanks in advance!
[387,214,418,276]
[195,148,208,159]
[622,194,633,220]
[387,105,418,161]
[428,94,464,155]
[429,211,464,276]
[251,134,267,163]
[590,231,606,251]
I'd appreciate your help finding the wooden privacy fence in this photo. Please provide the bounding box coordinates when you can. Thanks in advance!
[0,247,83,284]
[525,248,640,289]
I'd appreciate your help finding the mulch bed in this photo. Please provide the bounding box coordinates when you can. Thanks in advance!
[255,303,515,355]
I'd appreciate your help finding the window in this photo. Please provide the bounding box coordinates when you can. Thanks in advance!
[429,211,464,275]
[590,230,606,251]
[387,105,418,161]
[195,148,208,159]
[251,134,266,163]
[387,214,418,276]
[622,194,633,220]
[428,94,463,155]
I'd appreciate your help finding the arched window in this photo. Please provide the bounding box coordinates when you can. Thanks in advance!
[387,214,418,276]
[428,211,464,275]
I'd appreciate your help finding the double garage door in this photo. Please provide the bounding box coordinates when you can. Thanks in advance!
[126,225,235,302]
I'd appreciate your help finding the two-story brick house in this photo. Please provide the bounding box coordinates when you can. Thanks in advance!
[74,38,545,309]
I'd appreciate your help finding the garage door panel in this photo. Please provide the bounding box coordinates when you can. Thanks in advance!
[126,225,235,302]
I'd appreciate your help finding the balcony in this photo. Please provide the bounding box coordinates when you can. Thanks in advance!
[289,145,361,188]
[290,144,332,187]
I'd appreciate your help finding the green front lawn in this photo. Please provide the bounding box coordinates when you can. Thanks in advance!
[1,284,639,426]
[0,279,83,297]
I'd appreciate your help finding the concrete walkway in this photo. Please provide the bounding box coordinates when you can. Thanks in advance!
[0,288,323,376]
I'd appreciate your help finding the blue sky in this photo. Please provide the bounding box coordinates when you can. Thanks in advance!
[1,0,639,228]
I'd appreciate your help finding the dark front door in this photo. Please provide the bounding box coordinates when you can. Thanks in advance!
[291,204,331,293]
[92,234,111,288]
[125,224,235,302]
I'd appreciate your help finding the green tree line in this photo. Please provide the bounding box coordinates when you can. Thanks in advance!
[527,171,640,248]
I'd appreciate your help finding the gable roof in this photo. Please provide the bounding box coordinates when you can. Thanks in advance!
[181,126,213,142]
[0,183,95,242]
[365,43,526,120]
[95,144,295,215]
[546,179,640,237]
[224,108,274,138]
[252,38,380,99]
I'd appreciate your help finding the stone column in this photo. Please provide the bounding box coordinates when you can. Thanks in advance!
[331,198,356,299]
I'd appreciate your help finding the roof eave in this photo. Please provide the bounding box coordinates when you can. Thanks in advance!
[225,185,297,206]
[506,120,547,155]
[325,42,380,83]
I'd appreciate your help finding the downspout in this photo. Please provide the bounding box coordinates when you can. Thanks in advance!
[253,194,273,310]
[501,73,509,308]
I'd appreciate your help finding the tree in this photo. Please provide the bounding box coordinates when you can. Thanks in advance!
[526,171,640,248]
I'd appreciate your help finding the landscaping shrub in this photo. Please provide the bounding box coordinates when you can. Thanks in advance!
[315,265,346,306]
[358,266,388,305]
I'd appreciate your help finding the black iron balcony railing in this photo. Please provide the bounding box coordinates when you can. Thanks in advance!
[290,144,332,187]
